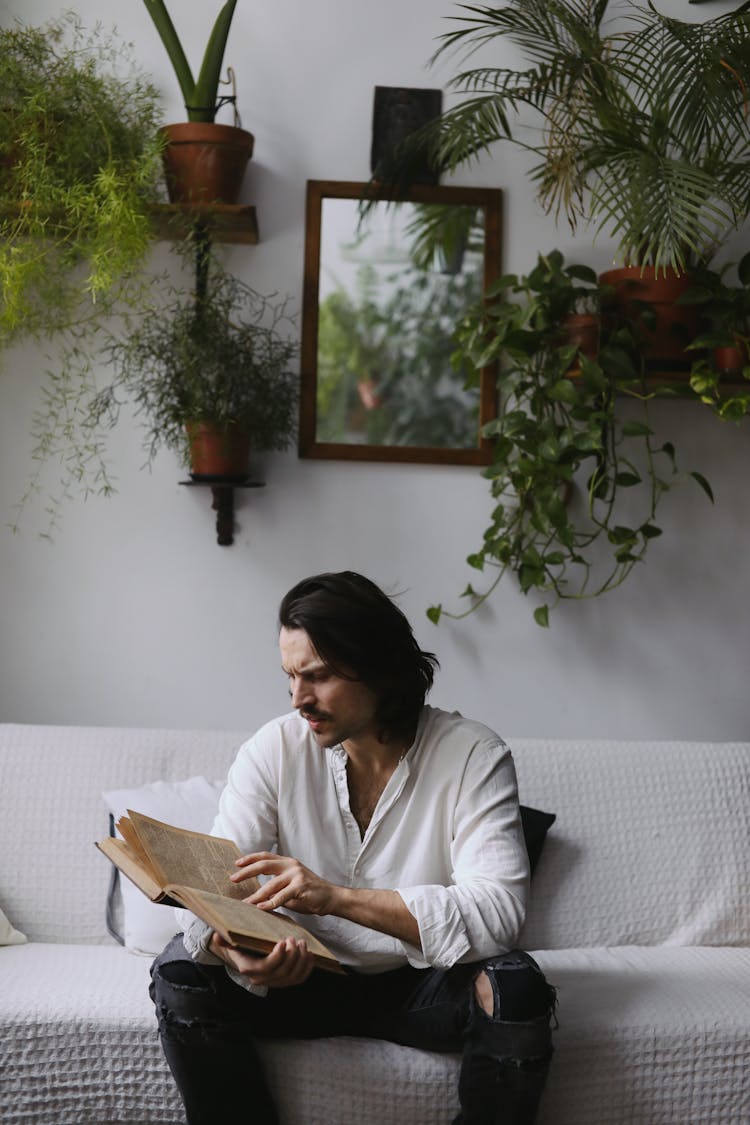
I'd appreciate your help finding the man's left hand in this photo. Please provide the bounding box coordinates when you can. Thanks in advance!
[232,852,339,916]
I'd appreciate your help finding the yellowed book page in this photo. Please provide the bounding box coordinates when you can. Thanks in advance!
[96,837,165,902]
[127,811,259,900]
[116,815,155,872]
[169,885,344,973]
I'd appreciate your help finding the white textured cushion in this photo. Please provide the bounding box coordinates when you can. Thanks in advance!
[0,902,26,945]
[0,724,244,943]
[103,776,224,955]
[511,739,750,948]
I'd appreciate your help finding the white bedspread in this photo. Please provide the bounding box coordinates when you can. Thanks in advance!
[3,943,749,1124]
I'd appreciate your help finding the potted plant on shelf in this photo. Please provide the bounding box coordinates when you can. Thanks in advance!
[421,0,750,367]
[680,252,750,421]
[0,13,163,348]
[143,0,254,204]
[427,251,713,627]
[91,257,299,478]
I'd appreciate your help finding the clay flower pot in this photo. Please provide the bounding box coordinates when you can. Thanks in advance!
[599,266,699,370]
[186,421,251,478]
[160,122,254,205]
[561,313,599,366]
[714,340,749,377]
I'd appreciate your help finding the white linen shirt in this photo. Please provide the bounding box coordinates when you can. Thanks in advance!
[182,705,529,973]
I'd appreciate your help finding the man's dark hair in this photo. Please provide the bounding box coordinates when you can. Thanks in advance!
[278,571,438,740]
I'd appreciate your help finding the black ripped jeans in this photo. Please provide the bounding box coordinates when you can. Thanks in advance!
[150,934,556,1125]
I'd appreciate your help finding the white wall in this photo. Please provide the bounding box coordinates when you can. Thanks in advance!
[0,0,747,740]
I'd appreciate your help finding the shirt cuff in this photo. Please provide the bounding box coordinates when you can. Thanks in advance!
[182,915,269,997]
[397,887,472,969]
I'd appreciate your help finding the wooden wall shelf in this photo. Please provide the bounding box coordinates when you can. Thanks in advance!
[149,203,259,244]
[180,478,265,545]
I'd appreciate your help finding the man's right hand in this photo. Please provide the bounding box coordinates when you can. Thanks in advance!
[209,931,315,988]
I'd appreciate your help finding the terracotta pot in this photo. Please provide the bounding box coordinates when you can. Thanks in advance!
[160,122,254,205]
[599,266,699,370]
[561,313,599,363]
[714,341,749,376]
[186,422,251,478]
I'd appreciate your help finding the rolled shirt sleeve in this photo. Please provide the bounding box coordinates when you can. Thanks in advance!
[396,738,529,968]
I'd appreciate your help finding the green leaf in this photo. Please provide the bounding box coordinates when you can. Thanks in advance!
[426,605,442,625]
[538,437,561,461]
[545,494,568,530]
[738,251,750,288]
[608,525,636,545]
[640,523,663,540]
[547,378,579,404]
[467,552,485,570]
[533,605,550,628]
[565,264,598,285]
[621,420,653,437]
[615,471,641,487]
[718,397,750,423]
[689,472,714,502]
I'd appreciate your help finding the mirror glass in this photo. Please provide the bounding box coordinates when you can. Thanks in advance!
[299,181,502,464]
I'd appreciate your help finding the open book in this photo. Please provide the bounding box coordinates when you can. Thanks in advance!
[96,810,343,973]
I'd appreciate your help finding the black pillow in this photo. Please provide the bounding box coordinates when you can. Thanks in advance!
[520,805,556,875]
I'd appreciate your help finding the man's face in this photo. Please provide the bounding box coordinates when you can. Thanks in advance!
[279,626,379,750]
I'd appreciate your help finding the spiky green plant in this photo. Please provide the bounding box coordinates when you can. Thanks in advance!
[143,0,239,122]
[424,0,750,271]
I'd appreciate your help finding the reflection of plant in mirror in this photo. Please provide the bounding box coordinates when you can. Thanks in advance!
[317,260,483,447]
[404,203,483,273]
[428,251,713,627]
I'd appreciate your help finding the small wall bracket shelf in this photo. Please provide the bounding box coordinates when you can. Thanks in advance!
[149,203,259,244]
[179,477,265,545]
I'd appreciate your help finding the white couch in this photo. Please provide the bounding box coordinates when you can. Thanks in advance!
[1,722,748,1124]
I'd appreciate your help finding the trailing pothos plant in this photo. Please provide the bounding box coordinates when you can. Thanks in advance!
[427,251,714,627]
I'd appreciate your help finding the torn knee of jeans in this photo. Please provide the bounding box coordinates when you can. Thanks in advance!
[157,959,214,989]
[474,970,495,1017]
[155,1002,237,1045]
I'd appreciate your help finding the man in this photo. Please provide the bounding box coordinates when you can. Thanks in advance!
[150,571,556,1124]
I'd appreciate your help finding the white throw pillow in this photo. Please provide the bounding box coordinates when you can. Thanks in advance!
[0,902,27,945]
[102,776,224,955]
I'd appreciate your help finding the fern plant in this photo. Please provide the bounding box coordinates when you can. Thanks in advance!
[425,0,750,272]
[0,13,163,346]
[0,14,166,530]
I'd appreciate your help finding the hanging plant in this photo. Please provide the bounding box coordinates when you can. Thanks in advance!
[427,251,714,627]
[0,13,163,345]
[0,13,166,530]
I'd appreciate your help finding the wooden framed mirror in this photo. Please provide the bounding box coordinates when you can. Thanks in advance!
[299,180,502,464]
